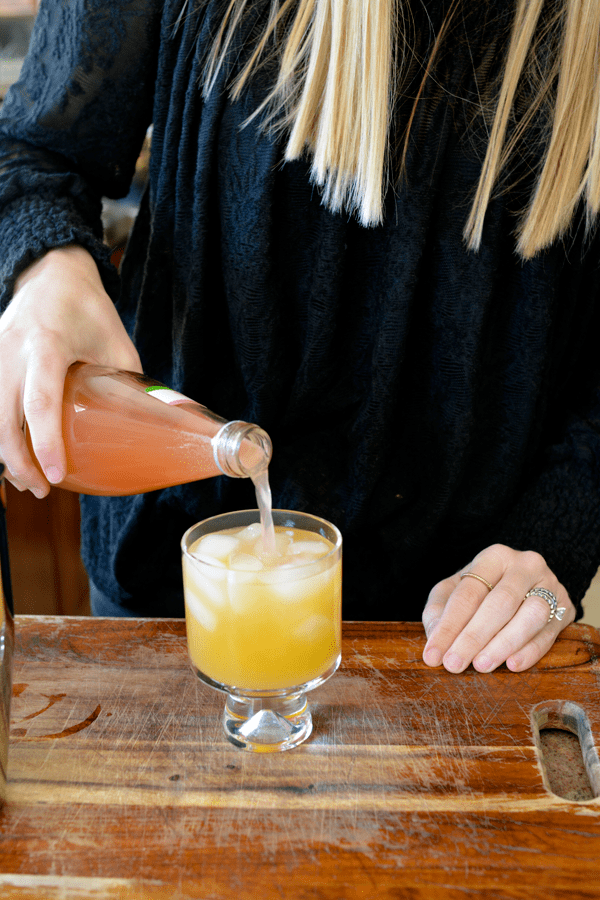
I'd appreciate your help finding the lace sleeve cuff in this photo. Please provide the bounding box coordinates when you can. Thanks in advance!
[0,193,120,311]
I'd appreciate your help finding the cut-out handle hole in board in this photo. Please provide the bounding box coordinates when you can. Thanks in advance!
[532,701,600,802]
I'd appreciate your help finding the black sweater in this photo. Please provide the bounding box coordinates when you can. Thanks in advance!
[2,0,600,619]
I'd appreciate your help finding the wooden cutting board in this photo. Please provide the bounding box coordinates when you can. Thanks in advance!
[1,616,599,899]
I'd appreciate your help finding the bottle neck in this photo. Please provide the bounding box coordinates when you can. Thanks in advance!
[212,421,272,479]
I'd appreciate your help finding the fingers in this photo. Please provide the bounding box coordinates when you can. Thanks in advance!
[489,586,574,672]
[22,351,69,486]
[0,343,68,497]
[0,356,47,498]
[422,544,575,674]
[0,245,141,497]
[422,545,517,664]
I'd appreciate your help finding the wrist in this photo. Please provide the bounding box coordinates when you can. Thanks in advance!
[14,245,98,294]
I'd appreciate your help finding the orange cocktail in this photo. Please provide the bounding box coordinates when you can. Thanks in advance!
[181,509,342,751]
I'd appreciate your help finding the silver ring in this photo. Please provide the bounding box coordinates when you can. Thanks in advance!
[525,587,566,623]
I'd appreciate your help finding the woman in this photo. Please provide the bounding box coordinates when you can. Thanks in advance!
[1,0,599,673]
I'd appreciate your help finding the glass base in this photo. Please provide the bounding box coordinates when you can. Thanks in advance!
[190,653,341,752]
[223,691,312,752]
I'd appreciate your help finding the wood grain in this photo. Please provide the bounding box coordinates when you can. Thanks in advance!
[2,617,600,899]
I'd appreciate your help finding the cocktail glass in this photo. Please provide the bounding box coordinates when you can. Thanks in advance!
[181,509,342,752]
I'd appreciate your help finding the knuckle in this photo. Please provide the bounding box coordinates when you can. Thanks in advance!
[422,611,439,635]
[483,632,514,663]
[23,389,53,417]
[432,623,459,647]
[4,460,35,486]
[453,628,482,655]
[520,549,546,573]
[487,543,508,556]
[456,580,486,607]
[426,578,455,612]
[523,633,551,662]
[7,466,29,484]
[423,592,440,617]
[489,585,520,611]
[430,576,456,598]
[520,596,549,628]
[484,543,511,565]
[0,435,25,473]
[0,415,13,438]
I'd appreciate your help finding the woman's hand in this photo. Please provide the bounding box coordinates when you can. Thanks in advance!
[422,543,576,673]
[0,245,141,497]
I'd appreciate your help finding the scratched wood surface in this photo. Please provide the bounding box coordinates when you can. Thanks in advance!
[1,616,600,900]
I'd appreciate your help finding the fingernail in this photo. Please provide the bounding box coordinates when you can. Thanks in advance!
[443,652,465,673]
[423,645,443,667]
[474,654,493,672]
[32,486,47,499]
[45,465,62,484]
[506,656,521,671]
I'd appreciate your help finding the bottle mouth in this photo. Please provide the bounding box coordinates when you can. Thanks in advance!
[212,421,273,478]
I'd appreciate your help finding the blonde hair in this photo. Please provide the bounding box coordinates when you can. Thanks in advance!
[201,0,600,259]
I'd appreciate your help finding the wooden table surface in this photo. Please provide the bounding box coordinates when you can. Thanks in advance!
[2,616,600,899]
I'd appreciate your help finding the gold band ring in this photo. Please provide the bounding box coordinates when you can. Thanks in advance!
[460,572,494,592]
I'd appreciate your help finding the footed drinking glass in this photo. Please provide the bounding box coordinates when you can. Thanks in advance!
[181,509,342,752]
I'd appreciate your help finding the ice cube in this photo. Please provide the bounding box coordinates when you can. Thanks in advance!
[263,565,333,602]
[226,554,264,612]
[237,523,262,542]
[294,614,331,641]
[190,552,228,577]
[260,566,311,602]
[194,534,240,560]
[274,532,293,554]
[185,559,226,606]
[229,553,264,572]
[288,540,329,557]
[185,591,218,632]
[227,578,265,614]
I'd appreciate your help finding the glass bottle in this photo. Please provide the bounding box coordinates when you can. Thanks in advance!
[26,362,272,496]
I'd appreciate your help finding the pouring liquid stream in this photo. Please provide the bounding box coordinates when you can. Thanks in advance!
[252,468,276,556]
[235,426,275,555]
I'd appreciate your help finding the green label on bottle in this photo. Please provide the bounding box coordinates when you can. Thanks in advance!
[145,386,190,406]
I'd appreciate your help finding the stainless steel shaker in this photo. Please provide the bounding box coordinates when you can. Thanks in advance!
[0,463,14,805]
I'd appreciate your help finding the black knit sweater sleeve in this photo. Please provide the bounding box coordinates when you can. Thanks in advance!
[494,323,600,611]
[0,0,163,309]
